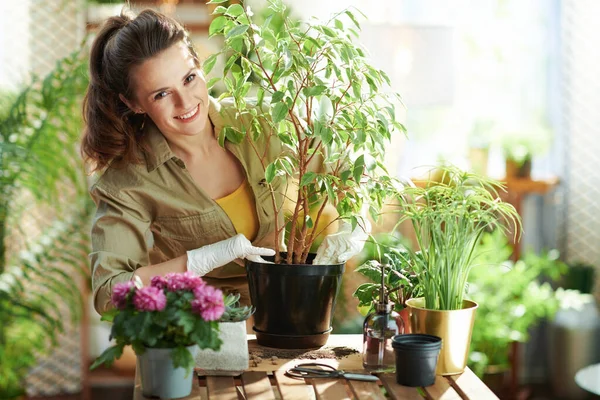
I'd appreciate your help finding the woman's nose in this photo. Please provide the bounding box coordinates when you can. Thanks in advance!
[175,91,193,110]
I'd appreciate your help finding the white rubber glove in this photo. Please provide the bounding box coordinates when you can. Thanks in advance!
[186,233,276,276]
[313,207,372,265]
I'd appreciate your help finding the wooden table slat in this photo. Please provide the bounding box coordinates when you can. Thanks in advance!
[378,374,424,400]
[240,371,277,400]
[274,369,315,400]
[311,378,353,400]
[423,376,462,400]
[447,368,499,400]
[206,376,238,400]
[347,379,387,400]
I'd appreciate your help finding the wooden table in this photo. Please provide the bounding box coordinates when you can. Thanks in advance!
[133,334,498,399]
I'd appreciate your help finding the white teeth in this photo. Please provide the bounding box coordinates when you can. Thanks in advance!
[176,105,198,120]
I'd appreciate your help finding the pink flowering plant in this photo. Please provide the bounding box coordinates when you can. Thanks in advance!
[90,272,225,373]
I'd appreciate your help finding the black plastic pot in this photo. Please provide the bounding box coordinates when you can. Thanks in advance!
[245,253,345,349]
[392,334,442,387]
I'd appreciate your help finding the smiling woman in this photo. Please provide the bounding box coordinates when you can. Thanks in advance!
[80,9,282,315]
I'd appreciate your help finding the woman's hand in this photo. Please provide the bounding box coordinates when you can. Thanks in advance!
[313,210,371,265]
[186,234,275,276]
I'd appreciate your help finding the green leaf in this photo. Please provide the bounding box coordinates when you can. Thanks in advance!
[356,260,384,282]
[211,5,227,14]
[300,171,317,187]
[271,102,288,123]
[353,154,365,182]
[218,127,226,147]
[271,91,285,103]
[90,344,124,370]
[227,24,249,39]
[305,215,314,229]
[283,49,293,70]
[223,54,239,77]
[256,87,265,109]
[207,0,228,3]
[352,81,362,98]
[171,346,195,378]
[202,54,218,75]
[345,10,361,30]
[209,16,227,36]
[340,170,352,183]
[230,37,244,53]
[315,96,333,122]
[100,308,118,323]
[277,132,294,146]
[223,126,244,144]
[353,283,380,307]
[302,85,327,97]
[251,118,262,141]
[241,58,252,80]
[278,157,294,176]
[206,77,220,89]
[265,162,276,183]
[225,4,244,17]
[176,310,196,335]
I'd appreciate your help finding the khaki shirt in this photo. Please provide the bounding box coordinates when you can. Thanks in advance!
[89,97,284,313]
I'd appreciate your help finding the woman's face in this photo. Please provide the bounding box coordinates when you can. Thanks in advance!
[125,41,210,140]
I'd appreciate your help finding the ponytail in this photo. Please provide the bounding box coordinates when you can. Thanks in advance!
[81,9,194,172]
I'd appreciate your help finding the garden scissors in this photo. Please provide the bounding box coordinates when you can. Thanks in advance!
[285,362,379,382]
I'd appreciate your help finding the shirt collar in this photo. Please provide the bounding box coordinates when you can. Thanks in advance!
[143,96,224,172]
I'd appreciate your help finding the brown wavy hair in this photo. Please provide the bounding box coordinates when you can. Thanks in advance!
[81,9,200,172]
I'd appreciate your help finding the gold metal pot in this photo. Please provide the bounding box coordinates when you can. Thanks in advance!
[406,297,478,375]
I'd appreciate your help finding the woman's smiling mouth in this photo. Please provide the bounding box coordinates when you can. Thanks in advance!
[175,104,199,121]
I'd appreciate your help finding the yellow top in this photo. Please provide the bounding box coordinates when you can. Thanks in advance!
[215,179,259,241]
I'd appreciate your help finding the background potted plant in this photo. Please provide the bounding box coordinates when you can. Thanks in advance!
[466,230,566,394]
[395,165,522,375]
[195,293,254,376]
[467,118,495,176]
[0,50,91,398]
[497,120,552,179]
[91,272,224,399]
[353,233,422,333]
[207,0,404,347]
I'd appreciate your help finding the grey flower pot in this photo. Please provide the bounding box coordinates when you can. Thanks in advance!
[195,320,249,375]
[138,345,199,399]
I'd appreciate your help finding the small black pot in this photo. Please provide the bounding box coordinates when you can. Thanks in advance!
[245,253,344,349]
[392,334,442,387]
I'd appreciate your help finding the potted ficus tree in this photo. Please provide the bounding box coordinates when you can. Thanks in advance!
[206,0,404,348]
[395,165,522,375]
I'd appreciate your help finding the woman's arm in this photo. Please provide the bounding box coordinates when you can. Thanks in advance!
[133,254,188,286]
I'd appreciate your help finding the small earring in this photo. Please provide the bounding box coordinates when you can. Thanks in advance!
[137,109,144,114]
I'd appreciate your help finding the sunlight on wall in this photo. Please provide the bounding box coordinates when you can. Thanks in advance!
[0,0,31,89]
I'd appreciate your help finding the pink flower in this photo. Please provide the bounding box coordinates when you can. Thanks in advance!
[165,271,205,291]
[150,275,168,290]
[133,286,167,311]
[111,281,135,309]
[192,285,225,321]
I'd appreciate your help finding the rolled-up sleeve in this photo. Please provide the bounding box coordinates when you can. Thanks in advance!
[89,184,151,314]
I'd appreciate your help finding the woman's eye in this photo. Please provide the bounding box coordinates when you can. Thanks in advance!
[154,91,168,100]
[185,74,196,84]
